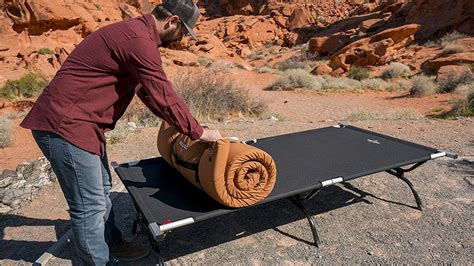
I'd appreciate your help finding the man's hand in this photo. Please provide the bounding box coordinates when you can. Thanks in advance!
[199,129,223,142]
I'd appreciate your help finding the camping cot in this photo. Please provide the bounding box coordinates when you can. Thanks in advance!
[112,124,456,264]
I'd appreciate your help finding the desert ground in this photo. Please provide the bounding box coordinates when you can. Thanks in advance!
[1,67,473,264]
[0,0,473,264]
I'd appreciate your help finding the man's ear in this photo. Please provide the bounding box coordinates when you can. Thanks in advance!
[165,15,180,28]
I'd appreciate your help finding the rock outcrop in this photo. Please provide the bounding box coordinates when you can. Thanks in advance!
[0,157,56,214]
[404,0,474,41]
[330,24,421,71]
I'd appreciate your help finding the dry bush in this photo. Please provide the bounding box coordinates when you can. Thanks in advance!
[319,75,362,91]
[438,72,473,93]
[247,51,268,61]
[122,100,161,128]
[273,54,319,71]
[409,75,437,97]
[347,66,371,81]
[450,90,474,117]
[267,69,322,90]
[197,56,213,67]
[173,69,267,121]
[207,59,242,72]
[256,66,280,74]
[440,43,466,57]
[440,31,469,47]
[432,85,474,118]
[361,78,392,91]
[389,79,413,92]
[423,40,439,48]
[0,116,12,148]
[381,62,411,79]
[345,111,421,121]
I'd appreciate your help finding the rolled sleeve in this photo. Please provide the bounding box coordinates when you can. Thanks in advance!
[119,38,203,140]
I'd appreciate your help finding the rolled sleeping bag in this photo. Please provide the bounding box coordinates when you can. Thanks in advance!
[157,121,180,165]
[157,122,277,208]
[199,139,277,208]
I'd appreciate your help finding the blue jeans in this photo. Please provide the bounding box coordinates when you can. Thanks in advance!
[32,130,123,265]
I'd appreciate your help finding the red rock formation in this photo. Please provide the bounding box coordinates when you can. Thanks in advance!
[330,24,421,71]
[424,53,474,73]
[405,0,474,41]
[436,65,472,82]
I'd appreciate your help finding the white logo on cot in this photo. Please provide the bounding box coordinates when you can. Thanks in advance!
[179,141,188,150]
[367,139,380,145]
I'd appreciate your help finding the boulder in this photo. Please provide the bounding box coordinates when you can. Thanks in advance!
[308,34,353,56]
[273,15,287,28]
[359,18,385,32]
[311,63,333,76]
[162,49,200,67]
[352,3,378,15]
[349,0,365,5]
[330,24,421,71]
[405,0,474,40]
[287,7,313,31]
[424,53,474,73]
[436,65,472,82]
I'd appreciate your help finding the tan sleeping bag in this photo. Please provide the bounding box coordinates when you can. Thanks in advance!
[157,122,277,208]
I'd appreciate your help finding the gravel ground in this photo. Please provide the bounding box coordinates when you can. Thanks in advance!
[46,118,473,265]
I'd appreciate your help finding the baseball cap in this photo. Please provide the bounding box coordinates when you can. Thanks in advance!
[162,0,200,41]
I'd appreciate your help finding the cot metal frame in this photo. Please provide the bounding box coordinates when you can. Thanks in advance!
[111,124,457,265]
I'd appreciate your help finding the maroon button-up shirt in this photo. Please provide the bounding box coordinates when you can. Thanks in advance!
[21,13,203,156]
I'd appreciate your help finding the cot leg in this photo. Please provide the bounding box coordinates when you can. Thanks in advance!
[150,241,165,266]
[288,193,321,247]
[386,166,424,211]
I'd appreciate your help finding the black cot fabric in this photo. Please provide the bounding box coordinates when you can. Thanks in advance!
[115,125,439,225]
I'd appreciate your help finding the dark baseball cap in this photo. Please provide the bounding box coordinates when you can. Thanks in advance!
[162,0,200,41]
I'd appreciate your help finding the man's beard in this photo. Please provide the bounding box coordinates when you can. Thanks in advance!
[161,29,181,48]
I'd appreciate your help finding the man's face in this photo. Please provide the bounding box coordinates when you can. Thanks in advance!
[161,17,186,47]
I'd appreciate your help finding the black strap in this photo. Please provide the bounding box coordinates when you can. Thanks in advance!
[173,152,201,184]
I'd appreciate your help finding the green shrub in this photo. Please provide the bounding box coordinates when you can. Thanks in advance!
[438,72,473,93]
[173,70,267,121]
[37,48,54,55]
[0,116,12,148]
[0,72,48,99]
[409,75,437,97]
[347,66,371,81]
[267,69,322,90]
[381,62,411,79]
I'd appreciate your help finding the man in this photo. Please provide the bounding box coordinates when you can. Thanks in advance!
[20,0,222,264]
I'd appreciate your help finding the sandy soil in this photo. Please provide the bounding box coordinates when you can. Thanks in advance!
[0,69,472,264]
